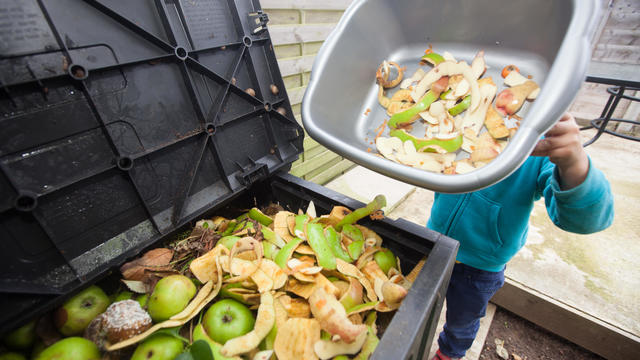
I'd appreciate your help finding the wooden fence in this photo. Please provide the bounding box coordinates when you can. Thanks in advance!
[262,0,356,184]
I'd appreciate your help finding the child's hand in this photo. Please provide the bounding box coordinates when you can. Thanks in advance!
[531,113,589,189]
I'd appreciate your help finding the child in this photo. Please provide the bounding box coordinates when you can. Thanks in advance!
[428,113,614,360]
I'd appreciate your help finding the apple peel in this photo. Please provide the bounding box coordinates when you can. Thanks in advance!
[313,328,368,359]
[274,318,321,360]
[221,292,276,356]
[309,287,367,344]
[336,259,377,302]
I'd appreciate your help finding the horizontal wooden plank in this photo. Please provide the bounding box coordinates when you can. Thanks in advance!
[290,150,340,177]
[277,55,316,77]
[303,135,320,151]
[286,85,307,105]
[309,158,354,185]
[269,24,335,45]
[305,155,342,179]
[303,143,326,159]
[262,0,354,10]
[492,278,640,360]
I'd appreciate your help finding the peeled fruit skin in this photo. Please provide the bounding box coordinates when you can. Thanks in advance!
[53,285,110,336]
[203,299,255,344]
[131,334,183,360]
[35,337,100,360]
[148,275,197,322]
[2,319,36,350]
[374,249,397,275]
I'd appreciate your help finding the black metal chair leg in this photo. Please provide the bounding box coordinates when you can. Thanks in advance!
[583,85,626,147]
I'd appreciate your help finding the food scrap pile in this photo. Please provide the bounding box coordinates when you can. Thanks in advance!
[4,195,425,360]
[373,48,540,174]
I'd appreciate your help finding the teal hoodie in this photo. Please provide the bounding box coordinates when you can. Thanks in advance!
[427,156,614,272]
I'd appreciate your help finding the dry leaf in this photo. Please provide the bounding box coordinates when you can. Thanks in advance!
[120,248,174,281]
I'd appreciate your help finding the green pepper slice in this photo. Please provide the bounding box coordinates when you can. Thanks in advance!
[448,95,471,116]
[390,129,463,153]
[249,207,273,226]
[388,90,440,129]
[274,238,304,269]
[306,223,337,270]
[324,227,353,263]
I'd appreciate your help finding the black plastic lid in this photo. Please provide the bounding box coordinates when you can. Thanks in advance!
[0,0,303,296]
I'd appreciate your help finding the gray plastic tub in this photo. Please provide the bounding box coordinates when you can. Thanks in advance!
[302,0,601,193]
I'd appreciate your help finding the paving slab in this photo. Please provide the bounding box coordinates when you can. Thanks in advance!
[325,166,416,213]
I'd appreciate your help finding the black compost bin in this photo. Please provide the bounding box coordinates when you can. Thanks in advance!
[0,1,457,359]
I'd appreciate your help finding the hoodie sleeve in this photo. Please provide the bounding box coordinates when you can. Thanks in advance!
[536,157,614,234]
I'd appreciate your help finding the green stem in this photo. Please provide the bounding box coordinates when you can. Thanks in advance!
[335,195,386,232]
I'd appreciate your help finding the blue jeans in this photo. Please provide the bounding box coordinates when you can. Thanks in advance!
[438,262,505,358]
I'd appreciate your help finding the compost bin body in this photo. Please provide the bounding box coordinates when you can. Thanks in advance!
[0,1,457,359]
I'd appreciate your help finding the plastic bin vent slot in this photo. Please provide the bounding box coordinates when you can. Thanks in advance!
[247,11,269,35]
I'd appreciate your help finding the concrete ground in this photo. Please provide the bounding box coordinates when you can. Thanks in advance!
[326,129,640,359]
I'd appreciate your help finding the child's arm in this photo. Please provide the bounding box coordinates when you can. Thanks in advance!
[531,113,589,189]
[532,113,614,234]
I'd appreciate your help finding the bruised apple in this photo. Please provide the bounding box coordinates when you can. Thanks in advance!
[53,285,110,336]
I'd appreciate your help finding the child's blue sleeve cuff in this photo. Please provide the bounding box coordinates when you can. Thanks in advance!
[549,157,606,208]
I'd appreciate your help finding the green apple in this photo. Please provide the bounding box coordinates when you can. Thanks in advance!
[148,275,196,322]
[35,337,100,360]
[0,352,27,360]
[136,294,149,308]
[374,248,397,275]
[53,285,110,336]
[111,291,133,302]
[131,334,183,360]
[2,319,36,350]
[202,299,255,344]
[192,323,236,360]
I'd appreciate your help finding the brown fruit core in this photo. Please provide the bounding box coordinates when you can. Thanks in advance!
[147,350,154,359]
[222,314,233,324]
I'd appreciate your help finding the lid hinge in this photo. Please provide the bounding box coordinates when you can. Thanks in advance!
[236,163,268,186]
[248,11,269,34]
